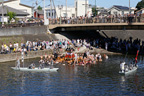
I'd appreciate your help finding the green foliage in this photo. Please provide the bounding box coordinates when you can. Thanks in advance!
[136,0,144,10]
[92,7,98,16]
[37,6,42,10]
[6,11,16,23]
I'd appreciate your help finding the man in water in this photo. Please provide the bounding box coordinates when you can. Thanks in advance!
[120,61,125,72]
[39,57,44,69]
[16,57,20,68]
[73,52,78,66]
[133,57,138,67]
[50,57,54,69]
[29,62,35,69]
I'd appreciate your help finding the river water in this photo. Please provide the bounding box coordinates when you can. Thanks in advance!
[0,55,144,96]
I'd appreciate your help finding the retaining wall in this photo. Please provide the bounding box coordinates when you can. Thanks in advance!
[0,26,47,36]
[0,50,53,63]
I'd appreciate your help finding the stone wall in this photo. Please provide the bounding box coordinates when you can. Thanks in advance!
[0,50,53,63]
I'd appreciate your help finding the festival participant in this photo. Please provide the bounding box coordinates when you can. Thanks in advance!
[83,51,87,59]
[29,62,35,69]
[9,42,13,53]
[124,64,129,72]
[103,54,108,59]
[83,57,88,65]
[74,52,78,66]
[95,53,102,61]
[39,56,45,69]
[95,54,98,61]
[120,61,125,72]
[16,57,20,68]
[44,54,48,65]
[49,57,53,68]
[129,62,133,70]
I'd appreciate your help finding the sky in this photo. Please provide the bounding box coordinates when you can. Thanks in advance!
[20,0,141,9]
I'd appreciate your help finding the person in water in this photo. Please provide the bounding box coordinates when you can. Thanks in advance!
[16,57,20,68]
[73,52,78,66]
[39,57,45,69]
[120,61,125,72]
[50,57,54,69]
[29,62,35,69]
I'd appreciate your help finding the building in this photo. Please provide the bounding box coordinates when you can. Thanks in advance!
[46,6,75,19]
[0,5,29,23]
[45,0,92,19]
[108,5,134,16]
[0,0,33,18]
[34,10,44,19]
[75,0,92,17]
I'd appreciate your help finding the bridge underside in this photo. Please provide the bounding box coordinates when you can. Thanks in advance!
[49,23,144,32]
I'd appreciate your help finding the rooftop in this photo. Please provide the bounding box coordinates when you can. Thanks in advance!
[113,5,129,10]
[0,5,29,16]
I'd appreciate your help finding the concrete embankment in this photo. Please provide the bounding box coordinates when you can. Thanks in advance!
[0,26,47,36]
[75,46,122,55]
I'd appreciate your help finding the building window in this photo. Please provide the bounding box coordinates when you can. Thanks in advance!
[72,14,75,17]
[122,11,124,16]
[63,13,67,17]
[114,11,117,15]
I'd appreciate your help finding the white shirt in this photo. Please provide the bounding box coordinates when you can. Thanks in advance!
[120,62,125,70]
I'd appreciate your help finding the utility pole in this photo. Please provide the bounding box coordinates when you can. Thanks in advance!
[1,0,4,25]
[43,0,46,25]
[129,0,130,14]
[85,0,87,16]
[66,0,67,23]
[50,0,52,19]
[32,2,35,18]
[58,5,63,24]
[36,0,38,18]
[95,0,96,17]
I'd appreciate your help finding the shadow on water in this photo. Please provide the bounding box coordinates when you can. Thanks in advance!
[0,55,144,95]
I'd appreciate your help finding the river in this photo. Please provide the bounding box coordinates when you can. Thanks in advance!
[0,55,144,96]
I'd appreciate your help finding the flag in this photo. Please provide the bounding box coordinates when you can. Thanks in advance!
[136,50,139,57]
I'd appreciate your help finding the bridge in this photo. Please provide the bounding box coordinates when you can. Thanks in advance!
[49,23,144,31]
[47,16,144,31]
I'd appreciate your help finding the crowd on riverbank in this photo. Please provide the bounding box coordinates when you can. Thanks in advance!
[0,36,143,55]
[71,37,142,54]
[0,39,72,54]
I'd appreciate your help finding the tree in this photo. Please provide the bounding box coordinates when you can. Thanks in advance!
[6,11,16,23]
[136,0,144,10]
[92,7,98,17]
[37,6,42,10]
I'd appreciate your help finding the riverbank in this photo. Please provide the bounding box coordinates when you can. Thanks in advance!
[0,47,122,63]
[75,46,122,55]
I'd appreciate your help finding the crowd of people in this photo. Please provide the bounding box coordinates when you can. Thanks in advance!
[0,39,72,55]
[25,48,108,69]
[1,36,143,55]
[70,37,142,54]
[49,14,142,25]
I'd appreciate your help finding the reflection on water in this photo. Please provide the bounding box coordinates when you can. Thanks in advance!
[0,55,144,95]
